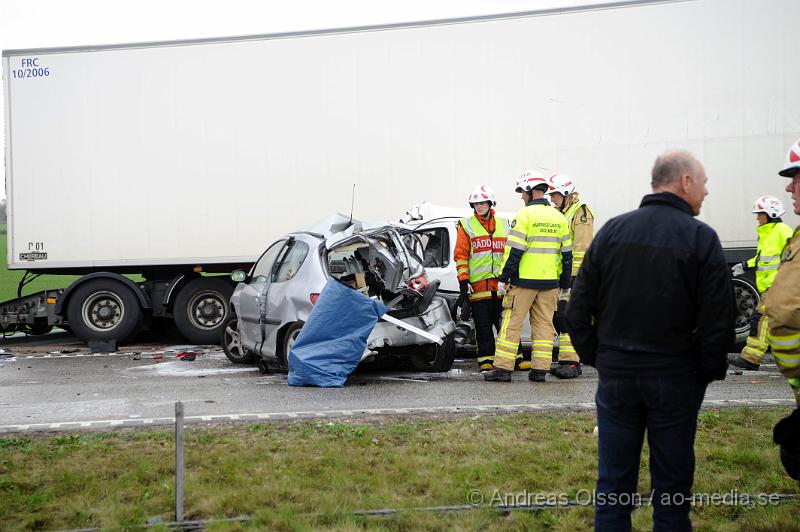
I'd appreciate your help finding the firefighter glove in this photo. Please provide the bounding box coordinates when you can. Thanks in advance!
[459,279,470,297]
[460,301,472,322]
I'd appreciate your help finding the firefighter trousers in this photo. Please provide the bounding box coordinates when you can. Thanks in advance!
[741,311,769,365]
[558,333,580,363]
[494,285,557,372]
[470,293,504,367]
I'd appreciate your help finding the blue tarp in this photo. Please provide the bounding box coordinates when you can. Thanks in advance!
[288,279,388,387]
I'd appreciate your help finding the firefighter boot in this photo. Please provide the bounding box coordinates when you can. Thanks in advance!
[483,369,512,382]
[477,356,494,372]
[528,370,547,382]
[728,354,760,371]
[550,361,582,379]
[515,355,531,371]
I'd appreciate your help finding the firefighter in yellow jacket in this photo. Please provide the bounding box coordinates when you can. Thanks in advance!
[484,170,573,382]
[730,196,793,370]
[454,185,528,372]
[765,139,800,406]
[545,173,595,379]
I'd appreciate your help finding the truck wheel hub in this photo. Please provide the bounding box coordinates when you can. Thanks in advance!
[188,292,225,330]
[81,291,124,332]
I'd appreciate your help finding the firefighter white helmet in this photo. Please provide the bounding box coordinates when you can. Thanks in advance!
[752,196,785,218]
[546,173,576,197]
[515,169,548,192]
[468,185,496,207]
[779,138,800,177]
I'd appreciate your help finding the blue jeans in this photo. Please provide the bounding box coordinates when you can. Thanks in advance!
[595,374,707,532]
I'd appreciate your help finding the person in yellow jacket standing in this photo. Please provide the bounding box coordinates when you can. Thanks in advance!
[484,170,573,382]
[454,185,528,372]
[545,173,595,379]
[730,195,793,370]
[764,139,800,405]
[766,139,800,482]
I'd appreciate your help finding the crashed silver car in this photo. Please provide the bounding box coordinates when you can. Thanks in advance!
[221,215,457,372]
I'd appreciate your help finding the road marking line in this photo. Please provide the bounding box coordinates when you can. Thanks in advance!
[1,398,795,434]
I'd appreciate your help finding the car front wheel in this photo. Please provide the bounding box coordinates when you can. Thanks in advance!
[220,316,256,364]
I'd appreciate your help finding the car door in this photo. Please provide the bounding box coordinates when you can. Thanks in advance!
[237,239,287,352]
[256,237,312,357]
[415,224,456,292]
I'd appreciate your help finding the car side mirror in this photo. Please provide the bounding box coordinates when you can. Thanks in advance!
[230,270,247,283]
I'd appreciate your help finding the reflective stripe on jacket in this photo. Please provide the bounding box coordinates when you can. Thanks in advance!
[766,227,800,381]
[501,200,572,289]
[746,221,794,293]
[458,214,509,301]
[563,196,595,277]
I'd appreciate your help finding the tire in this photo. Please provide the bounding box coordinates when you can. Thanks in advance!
[66,279,143,344]
[732,278,759,352]
[410,333,457,372]
[173,277,234,345]
[220,316,256,364]
[277,321,304,365]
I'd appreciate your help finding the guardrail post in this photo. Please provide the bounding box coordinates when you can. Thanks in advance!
[175,401,185,522]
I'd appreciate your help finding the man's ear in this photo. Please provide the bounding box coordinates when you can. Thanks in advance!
[680,173,692,193]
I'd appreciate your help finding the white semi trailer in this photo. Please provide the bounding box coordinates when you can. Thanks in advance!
[3,0,798,346]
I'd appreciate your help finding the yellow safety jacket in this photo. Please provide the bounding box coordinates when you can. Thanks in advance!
[746,221,793,293]
[504,201,572,287]
[765,227,800,394]
[458,215,509,301]
[563,196,595,277]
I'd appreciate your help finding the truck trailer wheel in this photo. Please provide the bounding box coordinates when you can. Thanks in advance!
[66,279,143,344]
[733,278,760,352]
[174,277,234,345]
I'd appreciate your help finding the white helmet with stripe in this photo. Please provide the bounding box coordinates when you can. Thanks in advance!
[752,195,785,218]
[546,173,576,196]
[468,185,496,207]
[515,169,548,193]
[779,138,800,178]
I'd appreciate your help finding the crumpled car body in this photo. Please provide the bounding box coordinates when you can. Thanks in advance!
[228,214,456,369]
[394,202,533,349]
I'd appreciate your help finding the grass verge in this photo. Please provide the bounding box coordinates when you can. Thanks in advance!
[1,408,798,530]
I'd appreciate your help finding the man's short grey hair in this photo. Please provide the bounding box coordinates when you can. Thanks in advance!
[651,150,699,189]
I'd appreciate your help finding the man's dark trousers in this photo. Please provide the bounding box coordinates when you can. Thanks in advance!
[470,292,503,359]
[595,373,707,532]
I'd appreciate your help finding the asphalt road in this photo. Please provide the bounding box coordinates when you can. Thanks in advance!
[0,332,795,433]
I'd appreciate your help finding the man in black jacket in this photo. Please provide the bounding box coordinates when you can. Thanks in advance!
[566,150,735,532]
